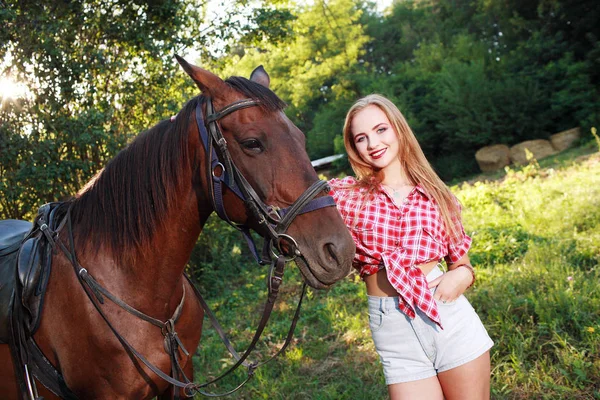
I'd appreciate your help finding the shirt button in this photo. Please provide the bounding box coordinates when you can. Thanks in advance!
[394,240,399,246]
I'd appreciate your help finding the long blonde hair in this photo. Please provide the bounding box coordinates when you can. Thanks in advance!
[342,94,462,241]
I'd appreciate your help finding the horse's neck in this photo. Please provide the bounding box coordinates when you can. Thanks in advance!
[133,188,208,297]
[81,186,210,318]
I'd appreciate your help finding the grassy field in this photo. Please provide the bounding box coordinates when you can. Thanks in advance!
[190,138,600,399]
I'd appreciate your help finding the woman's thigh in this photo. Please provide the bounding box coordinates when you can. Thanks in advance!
[437,351,491,400]
[388,376,444,400]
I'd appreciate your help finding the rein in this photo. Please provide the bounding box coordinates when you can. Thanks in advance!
[20,96,337,399]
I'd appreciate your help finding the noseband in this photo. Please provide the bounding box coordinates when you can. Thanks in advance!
[196,97,335,263]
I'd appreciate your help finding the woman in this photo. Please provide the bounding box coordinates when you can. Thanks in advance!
[329,94,493,399]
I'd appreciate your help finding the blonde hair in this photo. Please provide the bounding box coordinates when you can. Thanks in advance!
[342,94,462,241]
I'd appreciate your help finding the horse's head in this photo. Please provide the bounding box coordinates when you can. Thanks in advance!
[176,56,354,289]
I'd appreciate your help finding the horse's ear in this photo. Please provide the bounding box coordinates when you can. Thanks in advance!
[175,54,227,96]
[250,65,270,88]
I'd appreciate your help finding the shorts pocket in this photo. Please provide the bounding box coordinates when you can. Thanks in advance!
[436,298,458,307]
[368,309,385,333]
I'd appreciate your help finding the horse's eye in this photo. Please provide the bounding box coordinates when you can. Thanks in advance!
[241,138,264,153]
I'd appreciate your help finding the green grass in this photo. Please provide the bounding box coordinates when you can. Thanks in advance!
[189,140,600,399]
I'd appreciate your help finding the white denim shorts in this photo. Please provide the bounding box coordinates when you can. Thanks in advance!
[367,265,494,385]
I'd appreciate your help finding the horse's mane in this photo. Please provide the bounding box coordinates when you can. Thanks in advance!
[69,76,285,265]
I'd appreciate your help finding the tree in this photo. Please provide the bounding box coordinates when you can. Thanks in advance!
[218,0,371,159]
[0,0,294,219]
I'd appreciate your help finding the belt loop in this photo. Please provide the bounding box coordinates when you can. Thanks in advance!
[393,296,401,313]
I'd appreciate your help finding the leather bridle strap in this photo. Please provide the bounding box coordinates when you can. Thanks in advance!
[205,98,260,123]
[195,97,336,262]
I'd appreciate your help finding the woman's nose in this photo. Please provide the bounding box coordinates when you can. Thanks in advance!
[366,134,378,149]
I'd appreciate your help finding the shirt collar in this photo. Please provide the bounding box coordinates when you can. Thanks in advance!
[378,183,429,199]
[414,184,429,199]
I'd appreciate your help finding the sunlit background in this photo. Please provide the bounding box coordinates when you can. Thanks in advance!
[0,76,27,102]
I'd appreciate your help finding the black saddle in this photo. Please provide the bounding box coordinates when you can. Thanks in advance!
[0,203,79,399]
[0,203,62,345]
[0,219,33,342]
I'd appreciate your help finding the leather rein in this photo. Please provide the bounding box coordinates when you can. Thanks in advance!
[25,96,336,399]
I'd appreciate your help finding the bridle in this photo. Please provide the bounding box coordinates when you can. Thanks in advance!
[183,96,337,396]
[198,96,335,264]
[25,96,338,399]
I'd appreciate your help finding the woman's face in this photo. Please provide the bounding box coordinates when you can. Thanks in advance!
[350,105,400,172]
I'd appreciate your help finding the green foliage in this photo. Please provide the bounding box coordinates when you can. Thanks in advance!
[217,0,370,159]
[0,1,198,219]
[350,0,600,180]
[592,127,600,151]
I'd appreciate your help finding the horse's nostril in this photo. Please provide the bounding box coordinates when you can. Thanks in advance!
[324,242,339,265]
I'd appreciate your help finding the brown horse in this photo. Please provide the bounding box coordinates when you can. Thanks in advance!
[0,57,354,399]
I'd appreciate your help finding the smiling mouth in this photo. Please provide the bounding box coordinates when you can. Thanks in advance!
[370,148,386,159]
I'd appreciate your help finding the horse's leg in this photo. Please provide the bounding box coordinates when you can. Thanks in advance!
[0,344,19,399]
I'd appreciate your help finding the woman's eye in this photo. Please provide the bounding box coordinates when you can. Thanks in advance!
[355,136,365,143]
[242,139,264,152]
[377,127,387,134]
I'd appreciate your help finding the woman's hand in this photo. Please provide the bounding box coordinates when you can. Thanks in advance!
[428,267,473,303]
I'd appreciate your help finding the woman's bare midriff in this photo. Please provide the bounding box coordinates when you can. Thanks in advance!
[363,260,439,297]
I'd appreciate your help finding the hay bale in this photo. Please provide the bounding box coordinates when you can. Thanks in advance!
[475,144,511,172]
[510,139,557,165]
[550,127,581,151]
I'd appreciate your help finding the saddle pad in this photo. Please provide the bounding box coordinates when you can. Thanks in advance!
[0,220,32,256]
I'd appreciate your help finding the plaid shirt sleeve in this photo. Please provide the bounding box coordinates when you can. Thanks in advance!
[444,195,472,264]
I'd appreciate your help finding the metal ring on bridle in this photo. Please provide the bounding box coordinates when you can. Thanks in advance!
[270,234,300,261]
[184,383,198,397]
[212,162,225,180]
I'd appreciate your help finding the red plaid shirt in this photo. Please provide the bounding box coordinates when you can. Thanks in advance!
[329,177,471,327]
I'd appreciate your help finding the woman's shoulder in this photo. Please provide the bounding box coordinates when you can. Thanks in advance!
[328,176,359,188]
[328,176,368,205]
